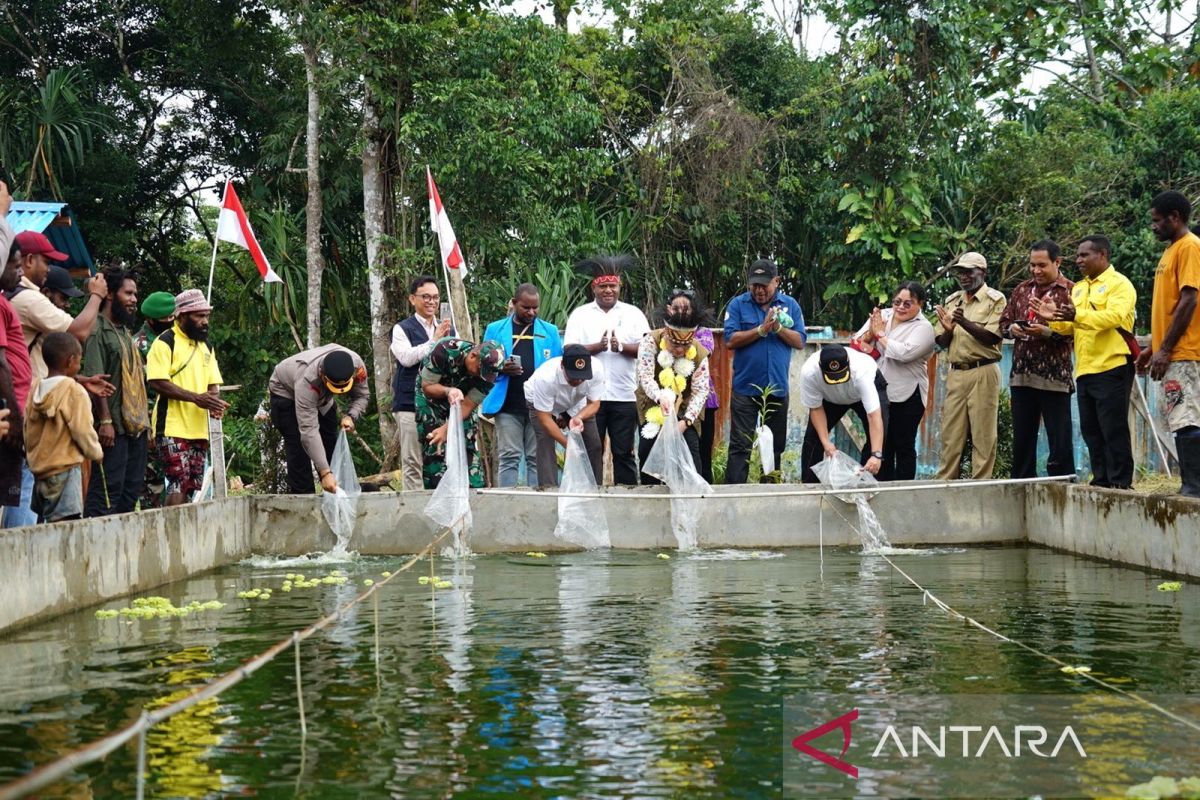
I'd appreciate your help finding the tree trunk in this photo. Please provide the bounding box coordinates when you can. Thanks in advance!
[303,40,324,349]
[362,89,396,449]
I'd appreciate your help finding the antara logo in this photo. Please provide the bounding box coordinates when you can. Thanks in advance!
[792,710,1088,779]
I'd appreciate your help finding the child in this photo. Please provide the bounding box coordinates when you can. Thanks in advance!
[26,332,103,522]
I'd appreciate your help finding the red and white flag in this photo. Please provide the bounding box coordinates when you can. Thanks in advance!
[216,181,282,284]
[426,166,466,277]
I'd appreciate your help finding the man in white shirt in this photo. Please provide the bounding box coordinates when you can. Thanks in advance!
[524,345,605,487]
[389,275,452,491]
[799,345,890,482]
[563,256,649,485]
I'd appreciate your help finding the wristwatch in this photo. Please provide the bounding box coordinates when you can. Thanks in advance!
[870,451,884,459]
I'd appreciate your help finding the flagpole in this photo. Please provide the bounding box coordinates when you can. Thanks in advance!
[206,180,230,303]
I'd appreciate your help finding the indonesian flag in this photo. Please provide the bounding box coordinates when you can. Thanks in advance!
[216,181,282,283]
[427,166,466,276]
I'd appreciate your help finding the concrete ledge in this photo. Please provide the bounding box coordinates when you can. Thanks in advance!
[250,482,1027,554]
[1026,483,1200,579]
[0,497,251,633]
[4,481,1199,635]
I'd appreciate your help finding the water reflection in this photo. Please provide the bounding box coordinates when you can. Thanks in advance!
[0,547,1197,798]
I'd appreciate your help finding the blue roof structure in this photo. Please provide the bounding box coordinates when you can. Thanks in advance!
[5,201,95,273]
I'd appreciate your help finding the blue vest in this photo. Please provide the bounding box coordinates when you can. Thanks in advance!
[391,316,431,412]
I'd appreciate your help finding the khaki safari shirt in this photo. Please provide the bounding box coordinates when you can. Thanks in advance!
[934,283,1007,365]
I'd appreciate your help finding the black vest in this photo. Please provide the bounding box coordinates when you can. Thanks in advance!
[391,316,432,412]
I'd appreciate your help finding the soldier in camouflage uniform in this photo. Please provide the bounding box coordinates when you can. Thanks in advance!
[415,337,505,489]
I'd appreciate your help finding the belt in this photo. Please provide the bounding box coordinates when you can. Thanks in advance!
[950,358,1000,371]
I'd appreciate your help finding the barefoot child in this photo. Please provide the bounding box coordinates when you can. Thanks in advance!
[26,332,103,521]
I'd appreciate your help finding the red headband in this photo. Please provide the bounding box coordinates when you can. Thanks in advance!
[592,275,620,287]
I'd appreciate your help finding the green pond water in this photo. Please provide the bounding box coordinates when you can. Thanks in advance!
[0,545,1198,799]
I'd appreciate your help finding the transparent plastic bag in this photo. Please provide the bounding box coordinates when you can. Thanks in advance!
[425,402,473,540]
[642,408,711,550]
[810,449,876,499]
[756,423,775,476]
[811,450,891,551]
[321,430,361,552]
[553,429,610,549]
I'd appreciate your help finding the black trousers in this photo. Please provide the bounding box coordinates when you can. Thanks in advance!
[638,424,702,485]
[527,402,603,487]
[726,391,789,484]
[1076,363,1134,489]
[800,374,890,483]
[1010,386,1076,479]
[596,400,639,486]
[880,388,924,482]
[270,393,339,494]
[85,432,149,516]
[698,410,716,483]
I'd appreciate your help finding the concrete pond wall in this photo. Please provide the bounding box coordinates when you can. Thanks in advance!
[2,483,1198,634]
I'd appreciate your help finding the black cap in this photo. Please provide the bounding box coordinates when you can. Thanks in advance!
[747,259,778,286]
[45,266,84,298]
[322,349,355,384]
[819,345,851,385]
[562,344,593,380]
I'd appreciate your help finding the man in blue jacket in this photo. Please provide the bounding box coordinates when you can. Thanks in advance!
[481,283,563,486]
[723,259,806,483]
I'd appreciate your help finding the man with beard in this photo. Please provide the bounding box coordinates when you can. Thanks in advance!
[0,185,34,526]
[81,267,150,515]
[146,289,228,506]
[934,252,1007,480]
[134,291,175,507]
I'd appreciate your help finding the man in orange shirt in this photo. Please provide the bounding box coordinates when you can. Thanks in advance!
[1138,190,1200,497]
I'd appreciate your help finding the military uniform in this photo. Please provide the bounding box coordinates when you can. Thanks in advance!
[934,283,1007,479]
[415,338,493,489]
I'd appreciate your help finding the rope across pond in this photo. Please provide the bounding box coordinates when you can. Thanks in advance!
[0,524,458,800]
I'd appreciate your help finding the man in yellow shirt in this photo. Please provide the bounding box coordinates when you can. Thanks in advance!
[146,290,229,505]
[1034,235,1137,489]
[933,252,1007,479]
[1138,191,1200,497]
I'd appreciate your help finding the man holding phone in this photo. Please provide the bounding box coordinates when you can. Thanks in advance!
[999,240,1076,479]
[481,283,562,487]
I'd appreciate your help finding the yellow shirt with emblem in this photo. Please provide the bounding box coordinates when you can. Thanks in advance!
[146,322,223,440]
[1049,266,1136,378]
[934,283,1006,364]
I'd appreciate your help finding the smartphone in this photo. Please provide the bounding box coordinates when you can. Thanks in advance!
[440,302,452,323]
[510,354,522,370]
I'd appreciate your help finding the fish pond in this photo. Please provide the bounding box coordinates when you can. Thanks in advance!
[0,545,1197,798]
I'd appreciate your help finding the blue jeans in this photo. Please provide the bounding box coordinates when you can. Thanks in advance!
[494,411,537,487]
[2,461,37,528]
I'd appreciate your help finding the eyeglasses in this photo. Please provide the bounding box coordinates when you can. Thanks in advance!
[892,299,916,308]
[414,293,440,302]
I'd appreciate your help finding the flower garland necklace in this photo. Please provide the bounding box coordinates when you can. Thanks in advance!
[642,338,698,440]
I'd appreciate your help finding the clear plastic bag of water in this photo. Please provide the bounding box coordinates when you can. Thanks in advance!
[425,402,473,537]
[811,450,891,551]
[811,449,876,500]
[642,408,711,550]
[321,430,361,550]
[756,423,775,476]
[554,429,610,549]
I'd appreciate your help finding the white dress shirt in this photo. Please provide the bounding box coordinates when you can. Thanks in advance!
[390,315,437,367]
[524,357,606,415]
[563,301,649,402]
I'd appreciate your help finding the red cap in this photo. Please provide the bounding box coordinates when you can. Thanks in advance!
[13,231,68,263]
